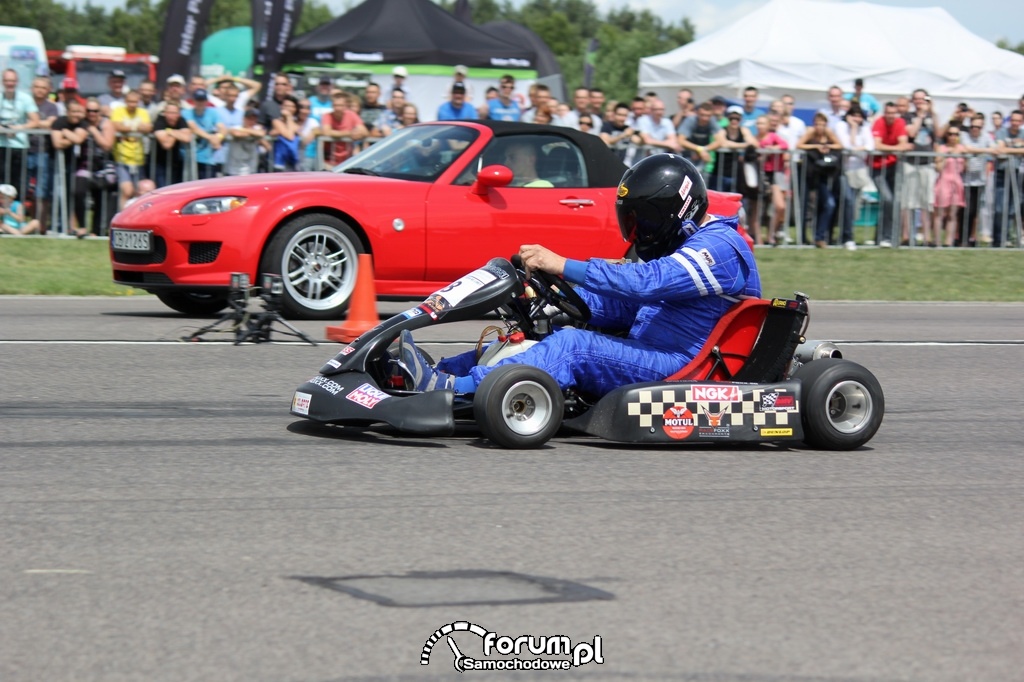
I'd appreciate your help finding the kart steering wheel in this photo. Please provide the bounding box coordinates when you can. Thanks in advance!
[512,255,591,324]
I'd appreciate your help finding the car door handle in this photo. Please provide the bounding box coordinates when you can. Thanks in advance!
[559,198,595,207]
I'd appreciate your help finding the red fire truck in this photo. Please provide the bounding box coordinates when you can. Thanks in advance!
[47,45,158,97]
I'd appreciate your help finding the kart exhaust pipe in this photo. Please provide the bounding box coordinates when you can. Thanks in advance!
[795,340,843,363]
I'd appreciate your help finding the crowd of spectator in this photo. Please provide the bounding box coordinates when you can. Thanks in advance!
[1,64,1022,247]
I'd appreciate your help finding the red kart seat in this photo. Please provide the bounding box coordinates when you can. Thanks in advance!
[666,297,808,384]
[707,189,742,218]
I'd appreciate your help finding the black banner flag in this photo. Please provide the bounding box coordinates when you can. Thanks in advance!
[254,0,305,94]
[156,0,216,88]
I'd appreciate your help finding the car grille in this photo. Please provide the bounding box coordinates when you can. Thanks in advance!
[188,242,222,265]
[111,236,167,265]
[113,271,174,286]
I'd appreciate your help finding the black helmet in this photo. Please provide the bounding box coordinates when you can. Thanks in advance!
[615,154,709,261]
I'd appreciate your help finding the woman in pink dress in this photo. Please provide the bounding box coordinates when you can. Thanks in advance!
[933,126,966,247]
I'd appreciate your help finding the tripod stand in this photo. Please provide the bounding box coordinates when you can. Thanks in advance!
[184,273,318,346]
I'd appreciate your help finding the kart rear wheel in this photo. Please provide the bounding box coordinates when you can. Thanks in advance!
[474,365,563,449]
[795,358,884,450]
[156,290,229,316]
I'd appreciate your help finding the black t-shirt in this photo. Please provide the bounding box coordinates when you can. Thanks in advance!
[360,103,388,132]
[152,115,189,169]
[50,116,88,171]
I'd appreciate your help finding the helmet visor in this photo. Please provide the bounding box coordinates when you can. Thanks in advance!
[617,198,680,260]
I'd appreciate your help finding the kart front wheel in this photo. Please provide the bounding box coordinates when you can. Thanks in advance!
[795,358,884,450]
[474,365,564,449]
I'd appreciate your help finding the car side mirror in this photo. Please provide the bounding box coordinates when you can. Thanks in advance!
[472,164,513,195]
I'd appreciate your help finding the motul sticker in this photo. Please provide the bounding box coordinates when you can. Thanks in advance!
[292,391,311,415]
[346,382,390,409]
[662,406,695,440]
[689,385,743,402]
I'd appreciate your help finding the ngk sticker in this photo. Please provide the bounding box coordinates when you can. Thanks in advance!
[662,406,695,440]
[688,385,743,402]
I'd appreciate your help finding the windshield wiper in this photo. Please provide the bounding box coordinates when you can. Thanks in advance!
[342,167,381,176]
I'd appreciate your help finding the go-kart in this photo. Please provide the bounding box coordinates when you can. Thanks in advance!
[290,257,884,450]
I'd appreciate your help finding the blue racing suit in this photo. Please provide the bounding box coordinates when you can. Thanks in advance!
[437,215,761,397]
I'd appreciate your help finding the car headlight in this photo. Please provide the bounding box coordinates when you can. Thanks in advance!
[180,197,247,215]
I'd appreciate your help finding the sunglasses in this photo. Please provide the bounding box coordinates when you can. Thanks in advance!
[580,120,593,126]
[86,109,100,113]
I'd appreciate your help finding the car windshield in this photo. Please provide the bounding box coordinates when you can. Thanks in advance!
[334,124,480,182]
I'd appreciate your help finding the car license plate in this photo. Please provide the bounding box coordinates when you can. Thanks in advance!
[111,229,153,252]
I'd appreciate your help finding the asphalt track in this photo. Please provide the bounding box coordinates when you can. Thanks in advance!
[1,296,1022,682]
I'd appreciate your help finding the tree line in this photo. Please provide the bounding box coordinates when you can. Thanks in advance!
[2,0,694,104]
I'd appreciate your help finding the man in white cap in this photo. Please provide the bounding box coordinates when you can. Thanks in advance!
[389,66,410,101]
[155,74,188,116]
[451,64,473,102]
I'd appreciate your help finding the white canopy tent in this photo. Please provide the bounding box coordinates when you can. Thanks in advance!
[638,0,1024,121]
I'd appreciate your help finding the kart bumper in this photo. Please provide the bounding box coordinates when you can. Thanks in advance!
[291,372,455,436]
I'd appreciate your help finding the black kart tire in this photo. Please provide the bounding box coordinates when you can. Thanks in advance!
[260,213,365,320]
[156,290,229,316]
[795,358,884,450]
[474,365,564,449]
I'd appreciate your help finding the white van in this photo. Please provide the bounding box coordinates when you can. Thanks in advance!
[0,26,48,86]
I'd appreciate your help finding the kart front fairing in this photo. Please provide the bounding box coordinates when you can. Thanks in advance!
[290,257,524,435]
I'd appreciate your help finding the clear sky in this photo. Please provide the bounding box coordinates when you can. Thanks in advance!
[79,0,1024,46]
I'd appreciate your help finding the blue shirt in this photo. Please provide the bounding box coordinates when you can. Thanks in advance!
[741,107,766,134]
[0,91,38,149]
[183,106,222,165]
[437,101,478,121]
[215,105,245,165]
[309,94,333,123]
[2,200,24,228]
[844,92,880,117]
[487,98,520,122]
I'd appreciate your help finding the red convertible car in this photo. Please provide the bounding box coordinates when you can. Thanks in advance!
[110,120,740,319]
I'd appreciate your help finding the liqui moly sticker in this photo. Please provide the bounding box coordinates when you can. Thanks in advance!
[346,382,390,409]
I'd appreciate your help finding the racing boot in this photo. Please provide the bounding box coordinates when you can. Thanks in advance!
[397,330,454,392]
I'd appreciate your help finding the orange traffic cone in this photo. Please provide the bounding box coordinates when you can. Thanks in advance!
[325,253,380,343]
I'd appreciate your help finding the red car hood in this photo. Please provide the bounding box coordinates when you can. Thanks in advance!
[141,171,391,199]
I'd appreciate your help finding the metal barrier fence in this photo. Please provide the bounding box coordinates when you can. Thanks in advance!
[622,144,1023,248]
[3,127,1022,247]
[0,129,360,236]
